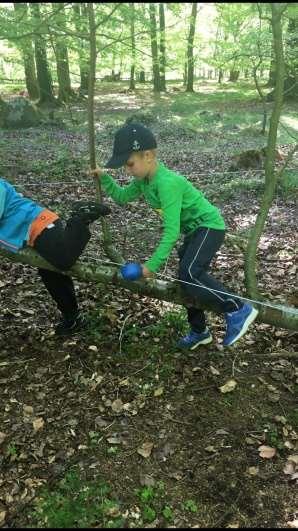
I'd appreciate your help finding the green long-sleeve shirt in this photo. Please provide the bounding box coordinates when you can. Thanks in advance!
[101,162,225,273]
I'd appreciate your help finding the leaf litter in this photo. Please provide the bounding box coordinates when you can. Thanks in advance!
[0,91,297,528]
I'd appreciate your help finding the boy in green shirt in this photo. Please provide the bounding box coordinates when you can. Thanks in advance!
[90,123,258,348]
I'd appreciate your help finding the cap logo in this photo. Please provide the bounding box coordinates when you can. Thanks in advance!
[132,139,140,150]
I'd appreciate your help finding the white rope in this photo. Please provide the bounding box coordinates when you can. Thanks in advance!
[12,165,296,189]
[12,169,271,189]
[82,253,293,312]
[12,165,297,197]
[10,177,295,313]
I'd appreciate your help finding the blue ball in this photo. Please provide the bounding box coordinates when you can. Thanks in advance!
[120,262,143,281]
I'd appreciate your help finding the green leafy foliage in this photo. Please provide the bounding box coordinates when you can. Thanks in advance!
[142,505,156,523]
[0,2,295,97]
[183,499,199,513]
[30,468,124,528]
[162,505,174,521]
[136,485,155,503]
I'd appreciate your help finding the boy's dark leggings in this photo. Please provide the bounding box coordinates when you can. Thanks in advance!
[33,218,91,317]
[178,227,243,333]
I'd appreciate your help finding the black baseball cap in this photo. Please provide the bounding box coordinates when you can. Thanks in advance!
[105,122,157,168]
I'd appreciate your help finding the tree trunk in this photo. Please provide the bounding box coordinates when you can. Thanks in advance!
[186,2,198,92]
[56,41,74,103]
[252,5,268,136]
[0,96,8,128]
[283,16,298,100]
[87,3,123,265]
[129,2,136,91]
[149,3,160,92]
[253,63,268,135]
[51,3,75,103]
[245,3,285,299]
[267,31,277,88]
[183,59,187,86]
[139,71,145,83]
[30,3,57,106]
[118,50,124,81]
[229,70,240,82]
[265,22,276,88]
[268,61,276,87]
[13,3,39,100]
[72,3,89,95]
[1,246,297,331]
[159,3,166,92]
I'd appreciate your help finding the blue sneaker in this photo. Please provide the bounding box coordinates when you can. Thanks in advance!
[223,303,259,346]
[177,328,213,350]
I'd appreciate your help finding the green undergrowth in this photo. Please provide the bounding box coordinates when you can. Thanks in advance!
[85,307,188,356]
[28,468,124,528]
[28,468,201,528]
[1,80,297,181]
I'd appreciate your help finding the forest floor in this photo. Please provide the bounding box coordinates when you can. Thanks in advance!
[0,81,297,529]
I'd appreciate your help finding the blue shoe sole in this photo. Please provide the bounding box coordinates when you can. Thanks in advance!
[223,307,259,346]
[190,335,213,350]
[178,335,213,350]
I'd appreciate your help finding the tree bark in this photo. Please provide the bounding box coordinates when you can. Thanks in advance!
[138,70,145,83]
[267,24,276,88]
[51,3,75,103]
[228,70,240,82]
[253,4,268,135]
[283,16,298,100]
[30,3,57,106]
[183,59,187,86]
[129,2,136,91]
[56,40,73,102]
[245,3,285,299]
[149,3,160,92]
[267,56,276,87]
[1,246,297,331]
[159,3,166,92]
[186,2,198,92]
[72,3,89,95]
[87,3,123,265]
[13,3,39,100]
[253,63,268,135]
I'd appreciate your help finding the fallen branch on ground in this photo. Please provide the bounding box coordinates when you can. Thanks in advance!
[1,247,297,331]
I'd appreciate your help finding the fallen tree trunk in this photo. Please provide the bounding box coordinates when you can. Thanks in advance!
[1,247,297,331]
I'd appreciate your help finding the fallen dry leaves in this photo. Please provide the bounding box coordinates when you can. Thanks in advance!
[219,379,237,393]
[0,432,7,444]
[283,455,298,481]
[137,441,154,458]
[32,417,45,432]
[258,445,276,459]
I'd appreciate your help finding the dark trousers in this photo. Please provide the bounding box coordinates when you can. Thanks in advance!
[33,218,91,317]
[178,227,242,333]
